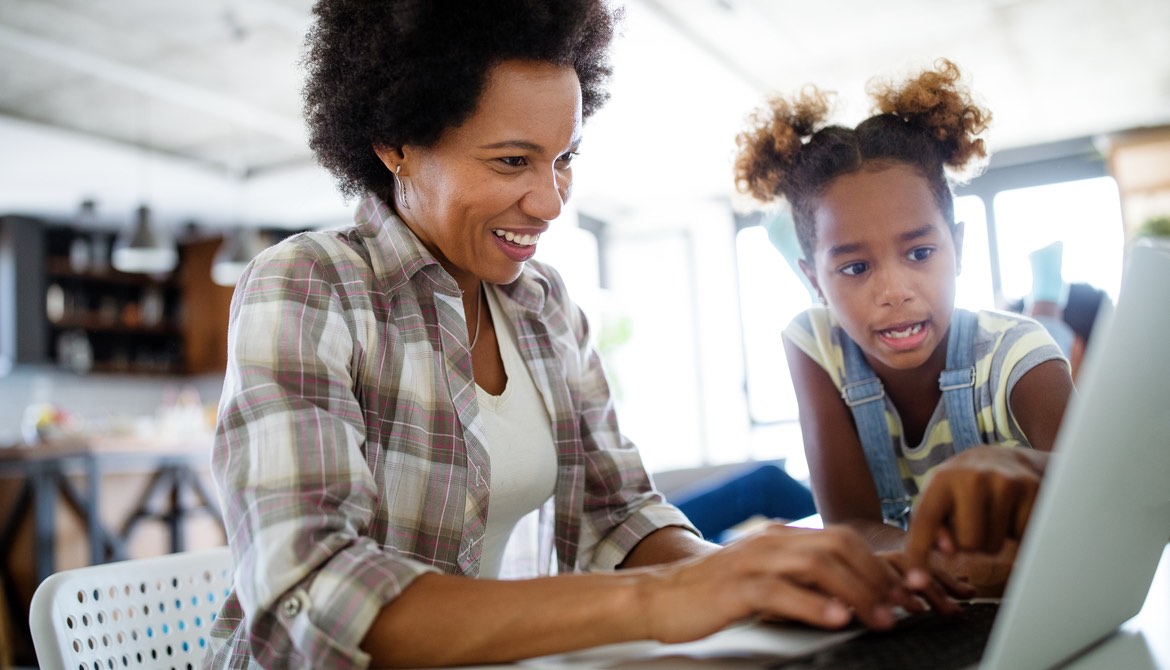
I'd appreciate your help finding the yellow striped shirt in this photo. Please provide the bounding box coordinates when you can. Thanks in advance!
[784,307,1067,498]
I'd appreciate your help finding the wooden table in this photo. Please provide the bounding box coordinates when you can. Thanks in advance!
[0,435,223,659]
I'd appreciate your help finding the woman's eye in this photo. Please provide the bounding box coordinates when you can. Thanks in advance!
[839,261,868,277]
[499,156,528,168]
[556,151,578,168]
[908,246,936,262]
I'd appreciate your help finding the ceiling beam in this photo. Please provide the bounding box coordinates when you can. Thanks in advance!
[0,24,306,145]
[639,0,770,92]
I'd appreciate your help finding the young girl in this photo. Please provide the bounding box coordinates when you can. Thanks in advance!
[733,60,1075,589]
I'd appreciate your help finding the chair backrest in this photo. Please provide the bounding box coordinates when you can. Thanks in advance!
[29,547,233,670]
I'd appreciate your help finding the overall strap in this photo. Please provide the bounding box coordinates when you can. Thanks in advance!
[939,309,982,451]
[839,310,982,526]
[840,334,909,526]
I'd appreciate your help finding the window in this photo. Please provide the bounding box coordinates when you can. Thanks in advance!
[735,221,812,426]
[993,177,1125,303]
[954,195,995,310]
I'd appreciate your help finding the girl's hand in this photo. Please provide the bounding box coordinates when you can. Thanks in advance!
[637,523,916,644]
[933,541,1019,599]
[902,446,1046,589]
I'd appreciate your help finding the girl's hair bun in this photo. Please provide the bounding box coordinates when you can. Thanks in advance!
[734,86,833,204]
[868,58,992,177]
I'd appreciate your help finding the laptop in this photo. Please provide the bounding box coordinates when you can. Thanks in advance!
[970,241,1170,665]
[520,241,1170,670]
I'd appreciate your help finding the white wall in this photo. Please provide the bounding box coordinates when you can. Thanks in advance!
[0,115,351,231]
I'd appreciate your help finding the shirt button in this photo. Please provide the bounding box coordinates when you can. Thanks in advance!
[282,595,302,618]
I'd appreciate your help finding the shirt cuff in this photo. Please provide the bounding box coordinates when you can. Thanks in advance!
[288,539,441,667]
[588,502,699,571]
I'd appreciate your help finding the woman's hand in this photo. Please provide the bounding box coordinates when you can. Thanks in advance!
[902,446,1047,589]
[636,523,915,644]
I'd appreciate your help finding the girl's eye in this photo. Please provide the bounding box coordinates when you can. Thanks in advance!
[839,261,868,277]
[556,151,579,168]
[499,156,528,168]
[908,246,936,262]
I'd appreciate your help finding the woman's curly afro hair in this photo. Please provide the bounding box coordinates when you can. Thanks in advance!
[302,0,620,204]
[733,59,992,263]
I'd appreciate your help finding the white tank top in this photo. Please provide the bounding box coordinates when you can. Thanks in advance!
[474,285,557,578]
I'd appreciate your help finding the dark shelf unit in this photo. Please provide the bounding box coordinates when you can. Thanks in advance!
[42,225,186,375]
[2,215,238,376]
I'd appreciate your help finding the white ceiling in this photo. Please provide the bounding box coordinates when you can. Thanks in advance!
[1,0,1169,230]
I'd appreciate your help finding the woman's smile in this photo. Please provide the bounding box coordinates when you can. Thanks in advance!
[491,227,542,262]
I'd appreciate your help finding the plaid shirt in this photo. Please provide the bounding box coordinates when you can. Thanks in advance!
[204,196,693,668]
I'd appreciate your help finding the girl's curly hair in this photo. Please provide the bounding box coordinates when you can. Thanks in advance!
[733,59,992,262]
[303,0,621,203]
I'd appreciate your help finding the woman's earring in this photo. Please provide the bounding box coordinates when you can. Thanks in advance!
[395,164,410,211]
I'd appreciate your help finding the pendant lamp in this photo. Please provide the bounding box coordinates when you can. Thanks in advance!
[111,204,178,274]
[211,227,267,287]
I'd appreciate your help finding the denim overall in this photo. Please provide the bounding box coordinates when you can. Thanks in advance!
[839,309,982,528]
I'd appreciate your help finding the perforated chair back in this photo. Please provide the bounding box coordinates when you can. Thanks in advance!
[29,547,233,670]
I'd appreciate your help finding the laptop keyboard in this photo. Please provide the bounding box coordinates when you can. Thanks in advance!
[771,601,1000,670]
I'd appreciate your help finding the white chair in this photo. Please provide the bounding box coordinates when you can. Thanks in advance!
[29,547,233,670]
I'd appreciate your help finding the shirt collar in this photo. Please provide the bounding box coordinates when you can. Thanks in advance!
[354,194,461,296]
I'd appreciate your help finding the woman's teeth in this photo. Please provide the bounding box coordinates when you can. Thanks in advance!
[493,229,539,247]
[882,323,923,339]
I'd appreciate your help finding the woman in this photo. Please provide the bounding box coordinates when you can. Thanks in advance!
[205,2,949,668]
